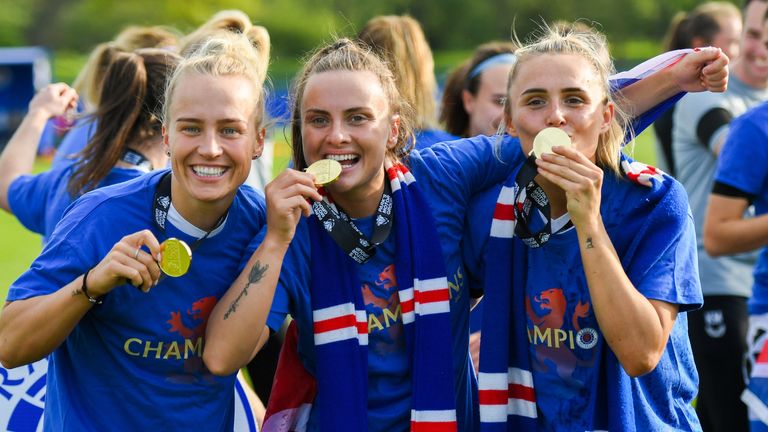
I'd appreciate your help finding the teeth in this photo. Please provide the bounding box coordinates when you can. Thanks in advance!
[193,166,225,177]
[326,154,356,161]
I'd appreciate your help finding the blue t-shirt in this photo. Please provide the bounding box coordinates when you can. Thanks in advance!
[465,169,702,431]
[265,134,522,432]
[7,169,267,431]
[413,128,459,151]
[50,117,97,169]
[713,102,768,314]
[8,164,142,244]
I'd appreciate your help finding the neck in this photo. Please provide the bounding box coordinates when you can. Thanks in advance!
[170,179,231,231]
[115,139,167,171]
[329,174,386,219]
[536,175,568,218]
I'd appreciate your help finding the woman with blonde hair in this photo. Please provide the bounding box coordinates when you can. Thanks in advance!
[468,26,702,430]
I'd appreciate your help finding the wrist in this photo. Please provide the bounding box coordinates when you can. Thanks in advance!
[81,269,104,304]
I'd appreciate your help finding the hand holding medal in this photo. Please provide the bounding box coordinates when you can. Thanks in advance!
[158,238,192,277]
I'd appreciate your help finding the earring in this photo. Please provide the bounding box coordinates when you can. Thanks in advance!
[166,150,171,157]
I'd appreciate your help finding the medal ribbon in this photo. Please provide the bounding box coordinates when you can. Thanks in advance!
[151,172,226,279]
[121,149,153,173]
[513,155,573,248]
[311,180,394,264]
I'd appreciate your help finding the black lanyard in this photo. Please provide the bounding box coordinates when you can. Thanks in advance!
[122,149,153,172]
[513,155,572,248]
[312,181,394,264]
[152,172,225,251]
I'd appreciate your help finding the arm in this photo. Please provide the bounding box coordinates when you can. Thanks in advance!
[704,194,768,256]
[0,229,161,368]
[0,83,77,212]
[537,147,678,377]
[617,47,728,118]
[204,169,321,376]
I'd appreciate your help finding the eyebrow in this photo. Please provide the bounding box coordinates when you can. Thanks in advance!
[304,107,372,115]
[520,87,586,95]
[175,117,246,124]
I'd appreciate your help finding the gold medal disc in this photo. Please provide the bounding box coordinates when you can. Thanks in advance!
[306,159,342,186]
[159,238,192,277]
[532,127,572,158]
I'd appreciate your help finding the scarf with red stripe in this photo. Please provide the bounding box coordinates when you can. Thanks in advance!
[275,161,457,432]
[477,155,665,431]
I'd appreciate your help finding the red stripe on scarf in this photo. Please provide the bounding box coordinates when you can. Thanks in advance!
[401,298,415,314]
[313,314,357,334]
[410,421,458,432]
[478,389,508,405]
[493,203,516,221]
[416,288,450,304]
[509,383,536,402]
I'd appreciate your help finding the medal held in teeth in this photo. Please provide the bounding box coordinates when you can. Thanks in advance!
[159,238,192,277]
[532,127,573,158]
[306,159,342,186]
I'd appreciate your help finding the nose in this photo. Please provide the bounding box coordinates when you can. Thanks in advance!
[199,129,223,158]
[545,101,566,127]
[326,119,350,145]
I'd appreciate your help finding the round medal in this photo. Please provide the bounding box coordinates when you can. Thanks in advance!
[532,127,572,158]
[306,159,342,186]
[159,238,192,277]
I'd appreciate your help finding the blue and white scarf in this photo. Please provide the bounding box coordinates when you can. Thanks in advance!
[307,161,457,432]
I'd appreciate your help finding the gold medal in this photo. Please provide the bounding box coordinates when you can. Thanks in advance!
[532,127,572,158]
[159,238,192,277]
[306,159,342,186]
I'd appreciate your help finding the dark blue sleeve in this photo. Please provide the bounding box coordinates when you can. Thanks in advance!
[7,171,58,235]
[462,185,503,295]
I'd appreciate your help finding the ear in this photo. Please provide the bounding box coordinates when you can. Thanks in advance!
[600,101,615,134]
[461,89,475,115]
[162,125,170,152]
[387,114,401,150]
[504,114,518,137]
[252,127,266,159]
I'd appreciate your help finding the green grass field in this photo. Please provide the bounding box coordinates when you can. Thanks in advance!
[0,130,656,308]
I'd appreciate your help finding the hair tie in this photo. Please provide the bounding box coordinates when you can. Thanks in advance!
[465,53,517,86]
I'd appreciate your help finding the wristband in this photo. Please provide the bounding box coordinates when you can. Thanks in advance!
[81,268,103,305]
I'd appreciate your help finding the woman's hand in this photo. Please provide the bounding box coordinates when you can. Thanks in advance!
[29,83,78,119]
[672,47,729,93]
[264,169,322,246]
[87,229,162,296]
[535,146,603,228]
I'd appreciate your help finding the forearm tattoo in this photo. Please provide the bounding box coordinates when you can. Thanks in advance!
[71,288,83,297]
[585,237,594,249]
[223,261,269,320]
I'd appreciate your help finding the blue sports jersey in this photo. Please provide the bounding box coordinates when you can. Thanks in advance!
[8,164,141,244]
[265,134,522,432]
[51,117,97,168]
[413,128,459,150]
[714,102,768,315]
[7,169,267,431]
[465,167,702,430]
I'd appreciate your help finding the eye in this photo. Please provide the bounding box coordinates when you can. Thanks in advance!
[525,97,545,107]
[221,126,241,136]
[307,115,329,127]
[493,96,507,107]
[180,125,200,134]
[564,96,585,105]
[348,114,368,124]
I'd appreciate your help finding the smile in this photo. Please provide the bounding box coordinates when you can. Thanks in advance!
[192,166,226,177]
[325,154,359,168]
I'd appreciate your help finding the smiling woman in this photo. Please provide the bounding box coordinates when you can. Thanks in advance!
[0,31,273,431]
